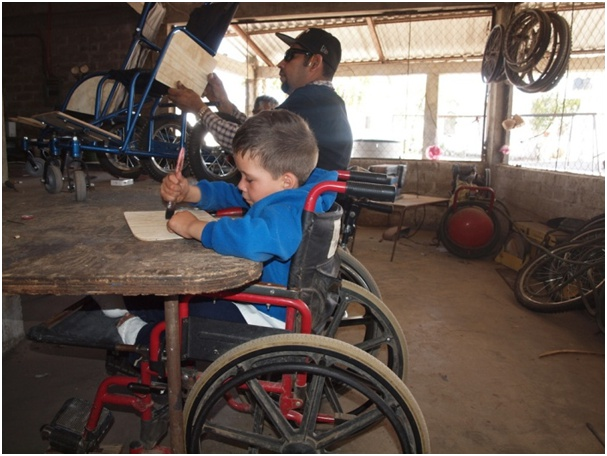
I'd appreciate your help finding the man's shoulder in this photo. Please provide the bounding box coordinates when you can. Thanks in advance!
[282,84,345,111]
[293,83,337,96]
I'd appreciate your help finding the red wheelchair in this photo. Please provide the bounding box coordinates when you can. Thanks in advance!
[29,175,430,453]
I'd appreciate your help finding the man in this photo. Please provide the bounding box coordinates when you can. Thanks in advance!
[252,95,279,114]
[168,28,353,171]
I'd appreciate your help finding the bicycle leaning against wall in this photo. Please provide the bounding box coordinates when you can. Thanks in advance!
[514,214,605,332]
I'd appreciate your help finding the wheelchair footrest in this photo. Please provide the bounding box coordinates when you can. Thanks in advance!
[41,397,114,453]
[27,296,122,349]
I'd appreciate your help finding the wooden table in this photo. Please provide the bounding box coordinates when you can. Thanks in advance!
[2,175,262,453]
[387,193,449,261]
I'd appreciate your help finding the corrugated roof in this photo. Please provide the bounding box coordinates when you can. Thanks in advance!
[217,10,494,68]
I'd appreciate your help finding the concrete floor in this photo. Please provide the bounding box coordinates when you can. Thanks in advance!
[2,163,605,453]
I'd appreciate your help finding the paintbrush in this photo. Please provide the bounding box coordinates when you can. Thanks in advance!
[165,146,186,219]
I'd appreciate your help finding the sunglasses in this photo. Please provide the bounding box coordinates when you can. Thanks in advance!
[283,48,313,62]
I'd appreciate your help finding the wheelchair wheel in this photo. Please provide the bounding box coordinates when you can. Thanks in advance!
[140,118,187,182]
[323,280,408,382]
[186,115,240,184]
[184,334,430,454]
[73,169,87,202]
[97,123,142,179]
[44,164,64,194]
[25,156,45,177]
[337,247,382,298]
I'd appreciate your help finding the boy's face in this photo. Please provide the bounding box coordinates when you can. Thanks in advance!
[234,153,290,206]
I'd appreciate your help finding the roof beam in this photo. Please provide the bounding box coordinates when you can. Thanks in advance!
[366,17,386,63]
[230,24,275,67]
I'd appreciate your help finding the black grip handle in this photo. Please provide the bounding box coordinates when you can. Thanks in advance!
[344,182,396,202]
[346,170,392,185]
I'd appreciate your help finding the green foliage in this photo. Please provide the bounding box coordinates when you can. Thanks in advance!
[531,96,581,134]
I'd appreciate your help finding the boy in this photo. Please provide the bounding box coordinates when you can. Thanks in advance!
[115,109,338,345]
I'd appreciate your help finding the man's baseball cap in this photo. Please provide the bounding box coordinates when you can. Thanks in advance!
[276,28,342,71]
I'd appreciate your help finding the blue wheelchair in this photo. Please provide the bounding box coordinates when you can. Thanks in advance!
[19,3,238,201]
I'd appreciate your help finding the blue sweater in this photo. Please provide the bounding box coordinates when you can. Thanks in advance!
[193,168,338,321]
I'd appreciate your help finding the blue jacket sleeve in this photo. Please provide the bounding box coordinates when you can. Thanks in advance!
[193,180,248,211]
[201,203,302,262]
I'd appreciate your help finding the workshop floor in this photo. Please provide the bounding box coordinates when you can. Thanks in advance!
[2,163,605,454]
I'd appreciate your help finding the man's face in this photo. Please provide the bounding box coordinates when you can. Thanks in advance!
[277,46,314,95]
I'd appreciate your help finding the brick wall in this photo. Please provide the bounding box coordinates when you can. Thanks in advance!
[3,4,140,127]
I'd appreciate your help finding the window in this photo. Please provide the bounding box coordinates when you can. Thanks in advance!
[506,3,605,176]
[508,70,605,175]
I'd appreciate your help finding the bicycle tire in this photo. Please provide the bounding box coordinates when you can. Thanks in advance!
[514,242,604,312]
[573,230,605,316]
[505,11,571,93]
[570,214,605,240]
[481,25,506,83]
[504,9,552,73]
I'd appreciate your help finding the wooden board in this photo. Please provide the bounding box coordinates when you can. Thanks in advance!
[124,210,214,241]
[64,75,120,116]
[155,30,216,95]
[9,116,45,129]
[34,111,122,143]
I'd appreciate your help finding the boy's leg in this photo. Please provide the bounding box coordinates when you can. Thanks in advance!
[94,294,128,318]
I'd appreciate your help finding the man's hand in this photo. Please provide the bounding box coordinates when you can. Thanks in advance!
[203,73,233,114]
[167,81,205,113]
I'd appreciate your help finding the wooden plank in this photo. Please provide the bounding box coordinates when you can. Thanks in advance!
[34,111,122,143]
[124,210,215,241]
[9,116,45,129]
[155,30,216,95]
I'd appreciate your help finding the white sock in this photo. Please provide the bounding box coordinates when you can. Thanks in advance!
[117,316,147,345]
[101,308,129,318]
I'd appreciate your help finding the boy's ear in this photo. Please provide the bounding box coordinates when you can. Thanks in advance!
[282,172,298,189]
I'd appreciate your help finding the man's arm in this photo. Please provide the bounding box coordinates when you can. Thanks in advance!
[198,108,241,150]
[168,79,247,150]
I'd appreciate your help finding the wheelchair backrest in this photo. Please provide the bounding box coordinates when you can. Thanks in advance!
[288,203,343,334]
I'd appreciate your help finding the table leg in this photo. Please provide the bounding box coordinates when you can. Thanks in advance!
[164,295,185,453]
[390,208,407,262]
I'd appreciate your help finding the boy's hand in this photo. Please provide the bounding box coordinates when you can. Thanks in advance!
[160,172,189,204]
[167,211,206,240]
